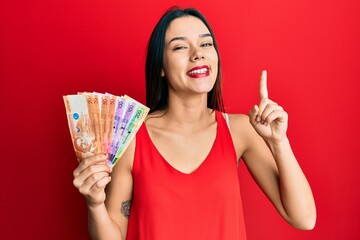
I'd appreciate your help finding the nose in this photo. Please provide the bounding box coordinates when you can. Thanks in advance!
[190,47,205,61]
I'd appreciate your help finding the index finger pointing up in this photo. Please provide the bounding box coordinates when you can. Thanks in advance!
[259,70,268,99]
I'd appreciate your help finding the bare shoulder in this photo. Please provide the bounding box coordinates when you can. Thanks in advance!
[227,113,249,126]
[227,113,255,139]
[144,110,168,135]
[145,110,165,125]
[226,113,263,159]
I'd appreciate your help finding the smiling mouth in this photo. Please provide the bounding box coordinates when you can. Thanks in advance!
[186,66,210,78]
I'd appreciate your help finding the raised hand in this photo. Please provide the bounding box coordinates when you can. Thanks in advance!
[249,70,288,143]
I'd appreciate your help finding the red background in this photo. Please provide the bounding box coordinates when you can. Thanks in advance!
[1,0,359,239]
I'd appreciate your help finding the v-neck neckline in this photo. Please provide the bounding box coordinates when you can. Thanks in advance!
[143,111,219,175]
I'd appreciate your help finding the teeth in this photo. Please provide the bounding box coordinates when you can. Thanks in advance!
[188,68,208,75]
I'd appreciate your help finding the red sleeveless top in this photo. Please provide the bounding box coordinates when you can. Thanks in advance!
[126,111,247,240]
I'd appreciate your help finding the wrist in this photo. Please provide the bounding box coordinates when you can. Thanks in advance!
[88,202,106,213]
[266,136,290,153]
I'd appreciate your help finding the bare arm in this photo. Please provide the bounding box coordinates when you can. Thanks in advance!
[230,71,316,229]
[102,138,135,239]
[73,139,135,239]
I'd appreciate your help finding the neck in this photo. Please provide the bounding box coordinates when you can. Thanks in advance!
[164,91,213,127]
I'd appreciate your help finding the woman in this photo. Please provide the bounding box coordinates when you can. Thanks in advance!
[72,7,316,240]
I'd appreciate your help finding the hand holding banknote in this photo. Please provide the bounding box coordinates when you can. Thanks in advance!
[63,92,149,165]
[64,92,149,207]
[72,154,112,207]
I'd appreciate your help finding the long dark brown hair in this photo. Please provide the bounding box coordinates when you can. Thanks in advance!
[146,7,225,113]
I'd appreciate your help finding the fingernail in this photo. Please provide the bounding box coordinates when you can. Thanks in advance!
[256,116,261,122]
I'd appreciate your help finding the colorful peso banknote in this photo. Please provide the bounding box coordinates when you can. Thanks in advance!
[63,92,149,168]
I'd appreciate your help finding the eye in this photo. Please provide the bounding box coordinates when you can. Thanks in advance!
[201,42,214,47]
[173,46,188,51]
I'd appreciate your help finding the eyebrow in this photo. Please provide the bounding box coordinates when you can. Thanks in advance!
[168,33,212,44]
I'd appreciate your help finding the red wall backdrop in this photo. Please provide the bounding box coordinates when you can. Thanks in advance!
[1,0,359,239]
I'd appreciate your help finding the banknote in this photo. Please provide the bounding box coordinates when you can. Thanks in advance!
[100,93,115,154]
[109,98,137,163]
[77,92,103,153]
[63,95,100,161]
[111,95,149,166]
[109,96,126,162]
[64,92,149,167]
[104,93,116,154]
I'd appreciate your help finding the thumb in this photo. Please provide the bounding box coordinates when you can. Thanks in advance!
[248,105,259,126]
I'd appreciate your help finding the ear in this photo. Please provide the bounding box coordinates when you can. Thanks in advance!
[161,68,165,77]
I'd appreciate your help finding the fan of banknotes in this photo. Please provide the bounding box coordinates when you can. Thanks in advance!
[63,92,149,167]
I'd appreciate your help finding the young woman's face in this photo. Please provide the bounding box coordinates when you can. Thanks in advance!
[163,16,218,96]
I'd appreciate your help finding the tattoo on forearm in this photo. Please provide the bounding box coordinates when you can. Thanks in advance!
[121,200,132,219]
